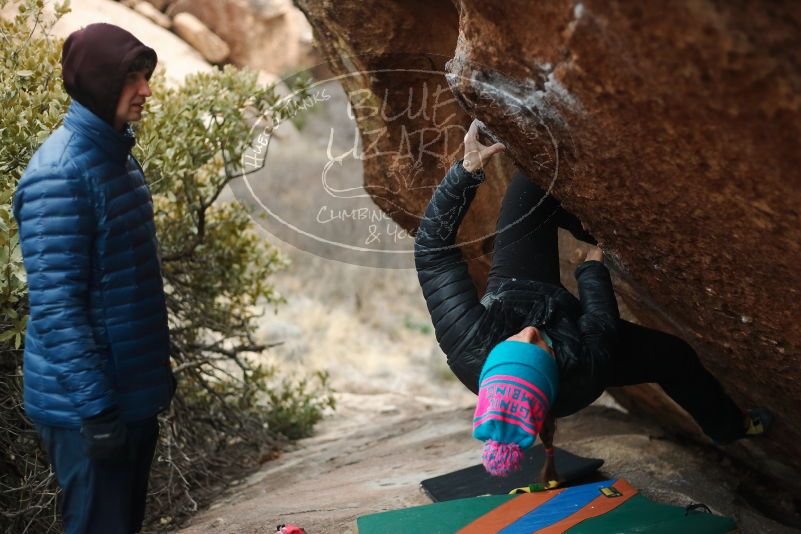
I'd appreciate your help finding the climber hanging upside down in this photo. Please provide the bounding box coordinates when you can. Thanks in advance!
[414,119,772,481]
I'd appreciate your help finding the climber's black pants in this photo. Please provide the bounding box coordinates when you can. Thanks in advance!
[604,321,746,442]
[485,170,596,294]
[485,171,745,443]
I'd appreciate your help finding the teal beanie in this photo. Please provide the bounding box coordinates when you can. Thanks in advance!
[472,340,559,475]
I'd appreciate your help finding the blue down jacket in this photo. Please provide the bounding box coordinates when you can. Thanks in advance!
[415,161,620,417]
[13,100,173,427]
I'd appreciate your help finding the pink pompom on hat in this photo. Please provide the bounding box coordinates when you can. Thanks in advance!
[473,340,559,476]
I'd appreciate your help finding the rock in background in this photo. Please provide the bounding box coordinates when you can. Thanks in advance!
[172,12,230,63]
[294,0,801,497]
[50,0,212,85]
[114,0,316,73]
[130,2,171,29]
[166,0,315,74]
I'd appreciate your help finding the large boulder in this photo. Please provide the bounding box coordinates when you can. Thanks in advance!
[295,0,801,492]
[293,0,515,282]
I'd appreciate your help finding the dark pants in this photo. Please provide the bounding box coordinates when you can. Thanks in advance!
[485,171,745,443]
[486,170,597,294]
[36,418,159,534]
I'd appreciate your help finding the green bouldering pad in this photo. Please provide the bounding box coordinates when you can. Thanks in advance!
[568,494,736,533]
[356,494,515,534]
[356,479,737,533]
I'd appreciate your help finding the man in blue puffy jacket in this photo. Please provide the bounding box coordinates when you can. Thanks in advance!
[13,24,174,533]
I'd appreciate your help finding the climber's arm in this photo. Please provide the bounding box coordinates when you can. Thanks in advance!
[414,160,487,356]
[574,247,620,382]
[414,120,506,356]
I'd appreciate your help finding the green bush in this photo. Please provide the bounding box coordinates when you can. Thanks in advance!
[0,1,335,531]
[262,370,336,440]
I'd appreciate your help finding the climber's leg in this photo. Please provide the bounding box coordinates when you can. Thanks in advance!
[604,319,747,443]
[485,170,596,295]
[486,170,561,293]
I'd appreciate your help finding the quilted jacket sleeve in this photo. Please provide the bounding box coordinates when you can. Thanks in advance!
[573,260,620,381]
[414,160,486,357]
[13,163,115,418]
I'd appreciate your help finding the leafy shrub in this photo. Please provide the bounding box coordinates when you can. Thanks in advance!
[0,1,335,531]
[261,370,336,440]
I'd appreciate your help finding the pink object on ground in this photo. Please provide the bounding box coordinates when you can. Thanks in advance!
[277,524,306,534]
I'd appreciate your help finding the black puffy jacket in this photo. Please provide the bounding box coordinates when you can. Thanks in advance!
[414,161,620,417]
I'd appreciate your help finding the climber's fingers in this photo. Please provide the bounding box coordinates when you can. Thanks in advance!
[466,119,479,142]
[464,120,480,152]
[585,246,604,263]
[463,120,505,172]
[481,142,506,160]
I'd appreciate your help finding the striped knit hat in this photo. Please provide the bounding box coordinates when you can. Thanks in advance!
[473,340,559,476]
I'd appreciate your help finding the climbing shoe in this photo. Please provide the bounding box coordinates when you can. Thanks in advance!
[743,407,774,438]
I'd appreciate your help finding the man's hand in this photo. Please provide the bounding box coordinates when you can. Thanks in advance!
[462,119,505,173]
[585,246,604,263]
[80,407,128,461]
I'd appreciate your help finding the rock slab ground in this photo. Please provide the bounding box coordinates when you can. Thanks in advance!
[179,393,795,534]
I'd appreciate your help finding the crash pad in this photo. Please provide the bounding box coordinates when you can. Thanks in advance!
[355,479,737,534]
[566,494,736,534]
[356,494,516,534]
[421,445,603,502]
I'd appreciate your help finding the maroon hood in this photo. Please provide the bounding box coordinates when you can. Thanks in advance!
[61,23,157,126]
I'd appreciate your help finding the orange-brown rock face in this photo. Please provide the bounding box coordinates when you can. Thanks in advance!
[294,0,517,284]
[297,0,801,490]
